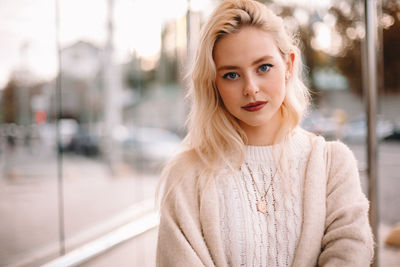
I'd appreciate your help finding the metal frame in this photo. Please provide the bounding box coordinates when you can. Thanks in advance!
[363,0,379,266]
[42,212,159,267]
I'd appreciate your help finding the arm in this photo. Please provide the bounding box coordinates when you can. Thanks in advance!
[156,167,216,267]
[318,141,374,267]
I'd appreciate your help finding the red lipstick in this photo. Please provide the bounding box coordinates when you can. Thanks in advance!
[242,101,267,112]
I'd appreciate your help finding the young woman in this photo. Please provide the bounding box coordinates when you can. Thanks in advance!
[156,0,374,266]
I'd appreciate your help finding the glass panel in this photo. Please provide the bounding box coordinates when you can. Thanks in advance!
[377,0,400,264]
[0,1,60,266]
[57,0,193,255]
[56,0,150,251]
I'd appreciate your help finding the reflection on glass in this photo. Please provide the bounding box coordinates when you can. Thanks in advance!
[0,1,60,265]
[0,0,199,265]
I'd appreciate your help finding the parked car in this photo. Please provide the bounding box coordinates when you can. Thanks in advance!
[342,116,394,143]
[59,119,79,150]
[119,126,182,171]
[302,111,395,143]
[301,110,339,139]
[66,127,100,156]
[383,127,400,142]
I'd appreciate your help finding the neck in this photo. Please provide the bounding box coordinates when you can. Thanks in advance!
[240,112,285,146]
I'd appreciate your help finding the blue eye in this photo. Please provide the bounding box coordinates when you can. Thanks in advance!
[258,64,273,73]
[223,72,239,80]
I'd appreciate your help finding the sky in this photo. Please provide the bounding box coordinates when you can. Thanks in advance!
[0,0,330,90]
[0,0,208,88]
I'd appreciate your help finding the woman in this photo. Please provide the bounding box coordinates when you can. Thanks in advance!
[156,0,374,266]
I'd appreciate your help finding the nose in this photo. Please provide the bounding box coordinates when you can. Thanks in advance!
[242,74,259,96]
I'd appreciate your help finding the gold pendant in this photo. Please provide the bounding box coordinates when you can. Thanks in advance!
[257,200,267,213]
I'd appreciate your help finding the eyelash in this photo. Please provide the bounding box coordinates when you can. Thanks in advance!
[258,63,273,73]
[222,72,239,80]
[222,64,273,80]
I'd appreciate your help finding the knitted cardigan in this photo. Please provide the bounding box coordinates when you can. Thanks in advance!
[156,134,374,267]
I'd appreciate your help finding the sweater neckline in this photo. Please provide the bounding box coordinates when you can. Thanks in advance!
[245,128,309,162]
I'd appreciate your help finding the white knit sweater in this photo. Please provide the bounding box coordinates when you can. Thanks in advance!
[157,129,374,267]
[216,129,311,267]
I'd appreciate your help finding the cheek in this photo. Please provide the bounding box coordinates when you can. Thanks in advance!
[218,87,233,105]
[275,82,286,102]
[217,83,240,110]
[217,81,232,101]
[269,74,286,95]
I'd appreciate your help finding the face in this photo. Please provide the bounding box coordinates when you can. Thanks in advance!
[213,26,293,143]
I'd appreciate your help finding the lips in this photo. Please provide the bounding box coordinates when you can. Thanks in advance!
[242,101,267,112]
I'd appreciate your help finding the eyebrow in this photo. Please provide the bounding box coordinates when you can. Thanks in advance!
[216,55,274,71]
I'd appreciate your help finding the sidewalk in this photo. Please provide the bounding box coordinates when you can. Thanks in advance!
[0,150,159,267]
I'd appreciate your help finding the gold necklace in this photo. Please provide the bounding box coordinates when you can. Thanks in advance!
[244,162,277,214]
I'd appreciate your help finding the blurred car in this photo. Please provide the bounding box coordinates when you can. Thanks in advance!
[59,119,79,150]
[301,110,339,139]
[302,111,395,143]
[66,127,100,156]
[383,127,400,142]
[118,126,182,171]
[342,116,394,143]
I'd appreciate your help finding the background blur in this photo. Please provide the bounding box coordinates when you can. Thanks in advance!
[0,0,399,266]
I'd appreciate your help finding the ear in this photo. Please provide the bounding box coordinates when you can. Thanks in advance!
[286,52,295,80]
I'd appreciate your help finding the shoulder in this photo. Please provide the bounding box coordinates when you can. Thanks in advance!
[163,149,201,186]
[327,140,354,155]
[325,140,357,169]
[167,149,200,176]
[323,140,361,193]
[158,149,203,203]
[299,127,355,159]
[299,128,358,171]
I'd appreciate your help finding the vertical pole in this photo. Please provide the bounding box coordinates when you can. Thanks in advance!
[104,0,116,173]
[364,0,378,266]
[186,0,191,61]
[55,0,65,255]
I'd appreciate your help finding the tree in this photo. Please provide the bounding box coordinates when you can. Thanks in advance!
[2,79,18,123]
[381,0,400,93]
[260,0,400,96]
[328,0,400,95]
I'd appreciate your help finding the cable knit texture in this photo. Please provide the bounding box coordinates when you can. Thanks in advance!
[217,129,310,266]
[156,129,374,267]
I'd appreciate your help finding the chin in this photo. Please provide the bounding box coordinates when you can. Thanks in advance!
[239,120,270,128]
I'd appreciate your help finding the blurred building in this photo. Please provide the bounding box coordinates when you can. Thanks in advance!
[49,41,103,123]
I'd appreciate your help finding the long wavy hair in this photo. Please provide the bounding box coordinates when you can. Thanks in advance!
[158,0,310,203]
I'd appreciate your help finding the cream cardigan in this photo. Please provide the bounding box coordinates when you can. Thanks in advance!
[156,134,374,267]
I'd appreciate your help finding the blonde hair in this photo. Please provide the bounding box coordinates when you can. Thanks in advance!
[158,0,310,204]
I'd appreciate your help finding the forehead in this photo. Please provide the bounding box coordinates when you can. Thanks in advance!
[213,27,282,66]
